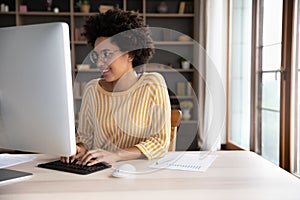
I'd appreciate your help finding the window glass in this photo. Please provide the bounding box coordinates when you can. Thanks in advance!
[297,0,300,175]
[262,45,282,71]
[261,73,280,165]
[262,0,283,46]
[261,64,281,110]
[261,109,280,165]
[259,0,283,165]
[228,0,252,149]
[298,68,300,174]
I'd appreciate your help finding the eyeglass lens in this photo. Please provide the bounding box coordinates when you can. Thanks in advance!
[90,49,117,64]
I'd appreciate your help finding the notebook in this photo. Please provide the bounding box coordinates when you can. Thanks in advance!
[0,169,32,186]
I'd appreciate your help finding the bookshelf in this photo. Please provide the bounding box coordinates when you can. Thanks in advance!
[0,0,200,150]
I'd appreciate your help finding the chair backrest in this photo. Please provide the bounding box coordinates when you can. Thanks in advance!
[169,109,182,151]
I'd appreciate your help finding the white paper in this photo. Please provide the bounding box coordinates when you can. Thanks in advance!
[149,153,217,172]
[0,154,36,169]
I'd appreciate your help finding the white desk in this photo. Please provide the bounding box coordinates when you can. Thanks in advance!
[0,151,300,200]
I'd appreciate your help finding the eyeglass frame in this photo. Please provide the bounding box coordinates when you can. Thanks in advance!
[89,49,125,64]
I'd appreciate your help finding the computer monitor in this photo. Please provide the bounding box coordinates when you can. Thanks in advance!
[0,22,76,156]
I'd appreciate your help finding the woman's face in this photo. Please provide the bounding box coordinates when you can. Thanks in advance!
[93,37,133,82]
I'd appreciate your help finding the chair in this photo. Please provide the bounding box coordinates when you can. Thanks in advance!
[169,109,182,152]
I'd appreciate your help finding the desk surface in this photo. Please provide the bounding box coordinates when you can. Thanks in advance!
[0,151,300,200]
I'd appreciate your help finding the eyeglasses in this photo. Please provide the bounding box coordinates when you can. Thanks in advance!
[89,49,121,64]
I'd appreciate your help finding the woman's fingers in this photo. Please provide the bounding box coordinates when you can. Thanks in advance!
[80,150,104,165]
[87,158,102,166]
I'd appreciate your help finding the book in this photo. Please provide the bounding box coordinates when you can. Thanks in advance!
[0,169,32,185]
[177,82,186,96]
[178,1,186,14]
[177,81,193,96]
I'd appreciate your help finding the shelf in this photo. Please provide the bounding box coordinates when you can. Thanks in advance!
[145,68,194,73]
[74,41,193,45]
[0,0,199,151]
[72,41,88,45]
[181,120,198,124]
[154,41,193,45]
[73,40,193,46]
[73,12,99,17]
[75,69,99,73]
[170,95,194,100]
[74,119,198,124]
[146,13,194,18]
[75,95,194,101]
[74,68,194,73]
[18,12,70,16]
[0,11,16,15]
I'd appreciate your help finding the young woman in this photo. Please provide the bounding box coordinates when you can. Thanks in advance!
[62,9,171,166]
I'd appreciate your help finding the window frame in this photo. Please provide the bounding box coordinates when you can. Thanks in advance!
[226,0,298,174]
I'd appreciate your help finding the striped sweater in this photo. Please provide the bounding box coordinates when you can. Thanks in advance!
[77,72,171,159]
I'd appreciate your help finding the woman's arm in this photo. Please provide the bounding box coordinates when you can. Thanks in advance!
[78,146,145,166]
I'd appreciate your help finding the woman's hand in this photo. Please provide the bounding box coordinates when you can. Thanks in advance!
[60,143,88,163]
[78,149,119,166]
[78,147,145,166]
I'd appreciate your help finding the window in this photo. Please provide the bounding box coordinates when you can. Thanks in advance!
[228,0,300,174]
[295,0,300,176]
[257,0,283,165]
[227,0,252,150]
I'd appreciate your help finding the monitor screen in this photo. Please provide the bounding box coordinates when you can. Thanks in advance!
[0,22,76,156]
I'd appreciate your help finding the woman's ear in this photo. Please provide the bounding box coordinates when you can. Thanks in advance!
[128,54,134,62]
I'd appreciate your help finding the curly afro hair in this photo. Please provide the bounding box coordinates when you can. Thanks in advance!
[83,9,154,69]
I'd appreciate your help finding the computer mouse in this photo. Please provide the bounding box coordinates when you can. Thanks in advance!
[111,163,136,178]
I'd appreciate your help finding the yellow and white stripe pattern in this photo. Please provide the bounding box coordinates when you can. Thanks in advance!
[77,72,171,159]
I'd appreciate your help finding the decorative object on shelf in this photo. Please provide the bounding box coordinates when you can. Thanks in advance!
[77,64,90,71]
[73,82,81,97]
[145,63,166,70]
[4,5,8,12]
[178,57,190,69]
[178,34,191,42]
[1,3,9,12]
[0,4,4,12]
[181,61,190,69]
[77,0,90,13]
[46,0,52,11]
[177,82,186,96]
[178,1,186,14]
[19,5,27,12]
[177,81,192,96]
[157,1,168,13]
[163,29,173,41]
[53,7,59,13]
[98,5,114,13]
[180,101,193,121]
[184,1,193,13]
[74,27,81,41]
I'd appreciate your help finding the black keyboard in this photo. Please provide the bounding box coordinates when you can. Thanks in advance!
[37,160,112,175]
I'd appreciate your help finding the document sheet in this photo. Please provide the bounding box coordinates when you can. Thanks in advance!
[0,154,36,169]
[149,152,217,172]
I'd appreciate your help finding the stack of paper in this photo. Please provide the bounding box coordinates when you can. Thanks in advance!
[0,154,36,169]
[149,153,217,172]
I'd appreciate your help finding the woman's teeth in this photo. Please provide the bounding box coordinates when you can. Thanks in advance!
[103,68,109,72]
[100,67,110,73]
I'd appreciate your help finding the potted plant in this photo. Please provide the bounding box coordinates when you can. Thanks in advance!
[77,0,90,13]
[178,57,190,69]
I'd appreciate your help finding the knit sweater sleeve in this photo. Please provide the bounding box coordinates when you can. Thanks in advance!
[76,80,96,150]
[135,73,171,159]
